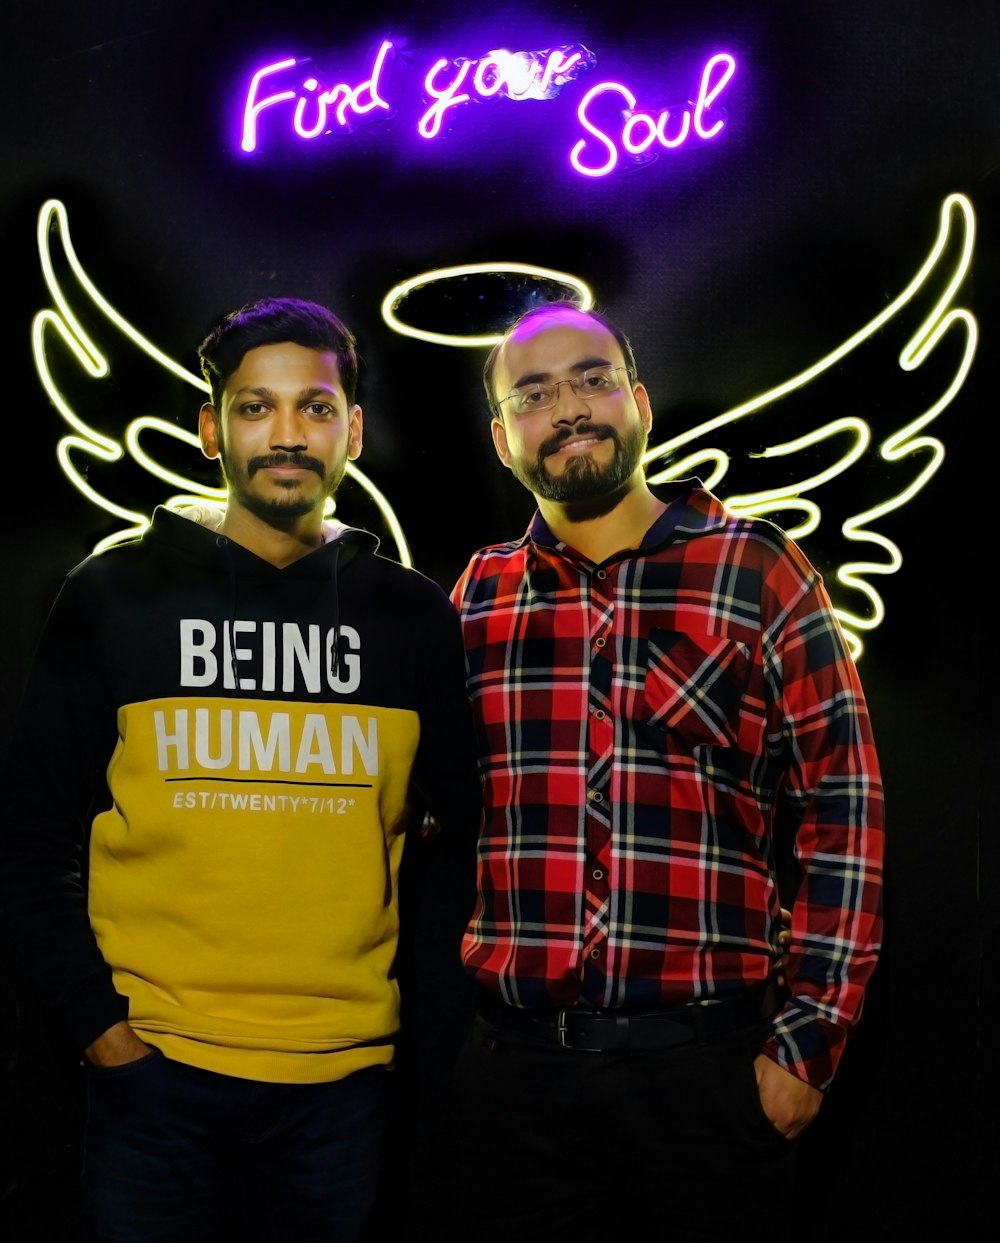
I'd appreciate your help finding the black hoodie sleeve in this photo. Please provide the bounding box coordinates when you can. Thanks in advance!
[407,585,482,869]
[0,572,129,1051]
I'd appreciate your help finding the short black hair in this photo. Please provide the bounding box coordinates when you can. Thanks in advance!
[197,297,359,410]
[483,300,638,418]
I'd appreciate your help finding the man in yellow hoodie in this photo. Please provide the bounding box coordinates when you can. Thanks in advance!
[0,296,481,1242]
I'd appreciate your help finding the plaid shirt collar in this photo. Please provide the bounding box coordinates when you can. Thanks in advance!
[525,479,731,561]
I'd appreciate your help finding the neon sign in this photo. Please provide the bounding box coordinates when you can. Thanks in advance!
[571,54,736,177]
[237,39,736,178]
[33,194,976,658]
[242,41,394,151]
[417,44,594,138]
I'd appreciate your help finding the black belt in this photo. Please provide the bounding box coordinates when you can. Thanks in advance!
[477,979,782,1053]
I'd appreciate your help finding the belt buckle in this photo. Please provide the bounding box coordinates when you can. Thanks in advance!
[555,1008,606,1052]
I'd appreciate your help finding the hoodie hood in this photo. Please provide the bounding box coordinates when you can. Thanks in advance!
[144,503,379,576]
[144,504,380,684]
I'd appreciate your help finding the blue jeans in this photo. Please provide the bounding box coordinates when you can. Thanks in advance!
[81,1049,389,1243]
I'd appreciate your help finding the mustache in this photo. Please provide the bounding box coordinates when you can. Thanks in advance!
[538,422,618,459]
[247,452,326,478]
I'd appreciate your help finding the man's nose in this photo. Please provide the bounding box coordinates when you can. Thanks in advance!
[271,406,308,448]
[550,380,590,422]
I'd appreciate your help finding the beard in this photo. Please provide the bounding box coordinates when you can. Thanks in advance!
[219,446,346,526]
[507,419,648,506]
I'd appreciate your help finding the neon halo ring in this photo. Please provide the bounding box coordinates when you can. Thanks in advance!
[380,262,594,347]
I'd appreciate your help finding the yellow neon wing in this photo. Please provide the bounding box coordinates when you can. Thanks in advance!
[641,193,976,658]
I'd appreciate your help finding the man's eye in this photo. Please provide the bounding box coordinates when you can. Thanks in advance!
[241,403,268,416]
[581,371,613,390]
[305,403,333,417]
[519,386,548,406]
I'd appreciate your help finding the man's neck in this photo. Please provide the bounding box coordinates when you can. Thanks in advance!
[218,506,326,568]
[537,479,667,565]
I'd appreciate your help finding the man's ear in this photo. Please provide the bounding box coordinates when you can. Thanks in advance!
[199,404,220,461]
[491,416,512,469]
[632,382,653,433]
[347,406,363,461]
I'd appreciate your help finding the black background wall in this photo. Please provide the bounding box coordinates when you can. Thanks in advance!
[1,2,995,1238]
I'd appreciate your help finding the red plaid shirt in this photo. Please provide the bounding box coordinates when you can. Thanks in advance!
[451,484,884,1090]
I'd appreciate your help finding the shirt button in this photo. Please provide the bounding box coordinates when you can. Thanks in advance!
[587,790,604,803]
[594,636,606,648]
[589,947,601,960]
[596,569,607,580]
[592,868,604,881]
[593,709,606,720]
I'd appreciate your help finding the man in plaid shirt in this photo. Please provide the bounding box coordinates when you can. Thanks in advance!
[442,301,884,1239]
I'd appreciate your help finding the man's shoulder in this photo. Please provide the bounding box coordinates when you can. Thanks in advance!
[654,486,822,596]
[364,551,460,611]
[714,511,816,574]
[673,486,806,561]
[452,537,530,596]
[462,534,530,569]
[65,534,153,584]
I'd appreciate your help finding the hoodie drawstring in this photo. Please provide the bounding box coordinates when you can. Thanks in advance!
[219,536,240,690]
[327,541,342,683]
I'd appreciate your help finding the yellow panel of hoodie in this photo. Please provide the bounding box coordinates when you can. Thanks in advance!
[87,695,420,1083]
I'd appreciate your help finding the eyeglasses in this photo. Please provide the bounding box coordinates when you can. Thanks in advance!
[497,365,633,416]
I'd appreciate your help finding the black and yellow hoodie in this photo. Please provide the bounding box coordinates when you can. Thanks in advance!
[0,505,481,1084]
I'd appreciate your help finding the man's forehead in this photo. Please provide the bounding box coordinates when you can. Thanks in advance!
[226,341,342,392]
[498,311,619,373]
[510,307,610,341]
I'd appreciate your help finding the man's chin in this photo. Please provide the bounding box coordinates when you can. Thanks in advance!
[513,423,648,507]
[238,488,318,524]
[549,447,615,488]
[515,461,611,504]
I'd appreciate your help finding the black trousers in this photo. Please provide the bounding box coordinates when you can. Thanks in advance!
[427,1014,798,1243]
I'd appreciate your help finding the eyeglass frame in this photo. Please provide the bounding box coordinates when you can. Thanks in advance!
[496,364,636,416]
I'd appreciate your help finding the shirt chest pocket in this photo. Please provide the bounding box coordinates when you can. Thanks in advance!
[642,629,750,748]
